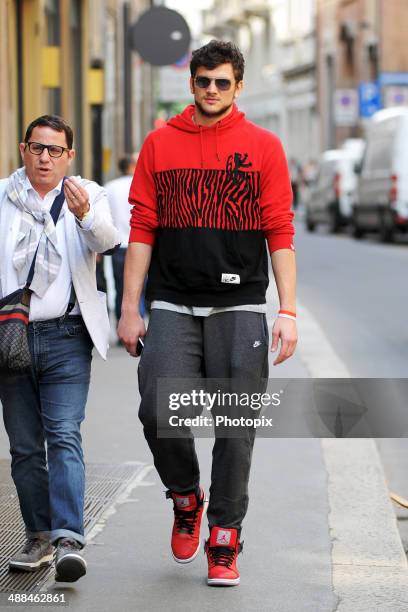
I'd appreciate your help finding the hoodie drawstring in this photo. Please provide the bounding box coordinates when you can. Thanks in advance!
[215,123,221,162]
[199,126,204,168]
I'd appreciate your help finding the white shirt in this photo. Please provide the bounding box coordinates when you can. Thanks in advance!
[104,175,133,247]
[3,176,95,321]
[0,173,120,357]
[151,301,267,316]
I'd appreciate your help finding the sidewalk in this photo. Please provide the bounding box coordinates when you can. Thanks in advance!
[45,345,338,612]
[1,308,408,610]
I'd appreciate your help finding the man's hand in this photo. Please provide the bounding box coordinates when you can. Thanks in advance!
[64,177,90,220]
[271,317,297,366]
[117,311,146,357]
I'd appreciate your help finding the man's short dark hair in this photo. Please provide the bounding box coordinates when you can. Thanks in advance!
[24,115,74,149]
[118,155,133,175]
[190,40,245,82]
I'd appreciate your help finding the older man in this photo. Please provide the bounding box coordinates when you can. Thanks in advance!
[0,115,119,582]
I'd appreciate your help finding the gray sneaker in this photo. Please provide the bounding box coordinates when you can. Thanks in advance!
[9,538,54,572]
[55,538,87,583]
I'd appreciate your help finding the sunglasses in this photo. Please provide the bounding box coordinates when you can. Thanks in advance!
[25,141,70,158]
[194,76,233,91]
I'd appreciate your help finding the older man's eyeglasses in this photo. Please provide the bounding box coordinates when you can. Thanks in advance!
[25,141,70,158]
[194,76,233,91]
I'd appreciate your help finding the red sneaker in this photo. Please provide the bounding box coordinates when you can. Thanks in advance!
[167,487,207,563]
[205,527,243,586]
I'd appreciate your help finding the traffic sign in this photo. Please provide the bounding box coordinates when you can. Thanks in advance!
[383,86,408,108]
[359,81,381,118]
[334,89,358,126]
[379,72,408,86]
[130,7,191,67]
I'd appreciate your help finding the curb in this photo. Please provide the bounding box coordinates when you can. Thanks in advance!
[322,439,408,611]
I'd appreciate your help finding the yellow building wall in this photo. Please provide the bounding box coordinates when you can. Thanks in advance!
[1,0,147,180]
[0,0,93,177]
[0,0,19,175]
[21,0,43,128]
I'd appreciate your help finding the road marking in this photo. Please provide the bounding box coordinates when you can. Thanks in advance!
[296,301,408,607]
[41,462,154,592]
[267,281,408,608]
[322,439,408,611]
[295,300,351,378]
[266,281,350,377]
[86,463,155,542]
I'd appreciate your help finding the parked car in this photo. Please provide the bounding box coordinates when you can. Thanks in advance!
[353,107,408,242]
[341,138,365,161]
[305,148,361,233]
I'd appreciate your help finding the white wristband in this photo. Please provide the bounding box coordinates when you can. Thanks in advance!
[278,313,296,321]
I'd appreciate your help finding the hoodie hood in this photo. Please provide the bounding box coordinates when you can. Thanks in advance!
[167,104,246,167]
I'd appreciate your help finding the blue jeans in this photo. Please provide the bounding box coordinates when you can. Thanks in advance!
[0,315,93,547]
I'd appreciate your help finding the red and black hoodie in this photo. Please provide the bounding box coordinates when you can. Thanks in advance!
[129,104,294,307]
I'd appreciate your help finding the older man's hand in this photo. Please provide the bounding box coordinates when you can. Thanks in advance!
[64,177,90,221]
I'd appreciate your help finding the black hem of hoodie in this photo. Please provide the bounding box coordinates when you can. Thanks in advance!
[145,288,268,308]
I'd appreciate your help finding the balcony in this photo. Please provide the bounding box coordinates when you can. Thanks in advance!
[203,0,270,35]
[281,32,316,76]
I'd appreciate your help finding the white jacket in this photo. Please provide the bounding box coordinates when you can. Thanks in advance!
[0,176,120,359]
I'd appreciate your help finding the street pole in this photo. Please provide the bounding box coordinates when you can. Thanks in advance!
[123,1,133,154]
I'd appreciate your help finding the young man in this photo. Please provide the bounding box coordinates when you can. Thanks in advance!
[0,115,119,582]
[118,40,297,586]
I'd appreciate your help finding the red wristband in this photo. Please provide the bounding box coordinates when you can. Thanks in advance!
[279,309,296,318]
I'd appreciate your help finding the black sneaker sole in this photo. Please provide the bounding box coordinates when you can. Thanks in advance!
[55,554,87,583]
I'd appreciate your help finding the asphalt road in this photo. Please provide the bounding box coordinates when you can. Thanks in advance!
[295,217,408,565]
[296,220,408,377]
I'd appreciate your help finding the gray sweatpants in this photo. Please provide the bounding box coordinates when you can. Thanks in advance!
[138,308,269,531]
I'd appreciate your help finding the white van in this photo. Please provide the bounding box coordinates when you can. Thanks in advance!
[305,149,361,233]
[354,107,408,242]
[341,138,365,161]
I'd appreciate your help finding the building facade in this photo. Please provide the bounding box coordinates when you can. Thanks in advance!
[0,0,152,180]
[202,0,319,165]
[318,0,408,149]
